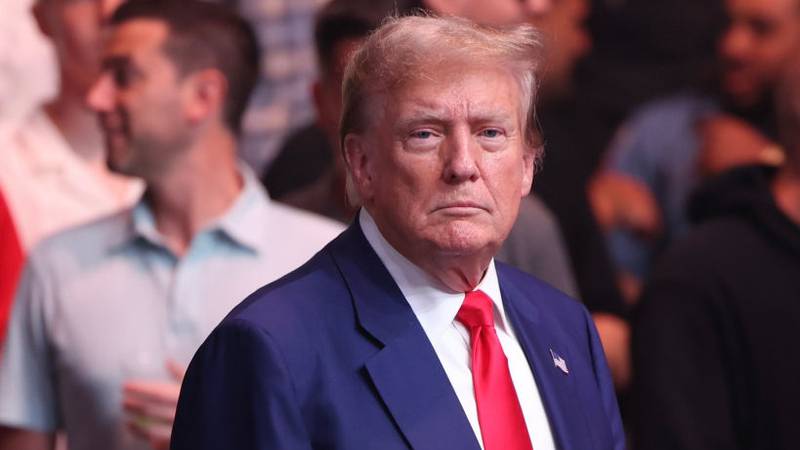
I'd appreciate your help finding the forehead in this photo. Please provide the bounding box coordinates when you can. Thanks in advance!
[388,67,522,121]
[105,18,169,56]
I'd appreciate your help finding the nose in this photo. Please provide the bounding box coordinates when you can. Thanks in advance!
[86,73,116,113]
[522,0,553,17]
[442,131,480,184]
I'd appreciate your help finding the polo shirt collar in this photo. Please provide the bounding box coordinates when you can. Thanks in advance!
[127,163,270,254]
[214,164,271,252]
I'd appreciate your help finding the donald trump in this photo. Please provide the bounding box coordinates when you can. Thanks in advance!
[172,15,623,450]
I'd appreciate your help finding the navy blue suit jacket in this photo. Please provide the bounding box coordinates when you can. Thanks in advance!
[171,222,625,450]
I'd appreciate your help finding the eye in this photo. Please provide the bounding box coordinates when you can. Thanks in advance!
[743,15,776,39]
[111,66,131,88]
[410,130,434,139]
[480,128,503,138]
[404,128,442,151]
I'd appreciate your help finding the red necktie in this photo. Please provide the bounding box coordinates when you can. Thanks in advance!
[457,290,533,450]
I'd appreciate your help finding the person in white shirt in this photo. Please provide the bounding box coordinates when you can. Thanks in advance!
[0,0,142,252]
[0,0,56,145]
[0,2,343,449]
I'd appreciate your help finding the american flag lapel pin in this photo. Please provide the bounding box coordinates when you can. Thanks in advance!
[550,348,569,374]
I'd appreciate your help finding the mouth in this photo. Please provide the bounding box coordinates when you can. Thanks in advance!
[431,202,489,216]
[100,117,128,152]
[99,108,129,133]
[721,70,758,98]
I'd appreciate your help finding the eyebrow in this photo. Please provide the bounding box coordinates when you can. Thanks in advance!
[394,106,517,131]
[394,111,450,131]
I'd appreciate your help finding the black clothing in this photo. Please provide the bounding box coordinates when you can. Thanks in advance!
[633,166,800,450]
[535,98,628,318]
[262,123,331,199]
[575,0,725,155]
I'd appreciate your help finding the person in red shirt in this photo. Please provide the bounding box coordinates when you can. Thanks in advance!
[0,189,23,341]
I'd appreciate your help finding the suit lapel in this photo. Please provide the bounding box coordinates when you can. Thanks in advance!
[498,265,593,450]
[329,222,480,450]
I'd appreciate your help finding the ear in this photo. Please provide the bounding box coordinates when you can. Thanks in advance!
[184,69,227,125]
[521,148,535,196]
[343,133,375,202]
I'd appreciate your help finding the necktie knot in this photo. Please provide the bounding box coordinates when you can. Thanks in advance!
[457,290,495,328]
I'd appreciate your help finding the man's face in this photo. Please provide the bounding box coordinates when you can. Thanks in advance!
[719,0,800,107]
[35,0,124,97]
[87,19,192,179]
[431,0,552,26]
[351,67,534,261]
[531,0,591,99]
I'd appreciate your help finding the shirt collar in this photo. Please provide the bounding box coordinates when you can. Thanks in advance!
[127,162,271,253]
[358,209,511,338]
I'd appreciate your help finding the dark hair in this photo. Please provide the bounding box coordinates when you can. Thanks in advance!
[111,0,260,133]
[314,0,424,76]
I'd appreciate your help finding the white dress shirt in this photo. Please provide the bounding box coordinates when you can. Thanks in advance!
[360,209,556,450]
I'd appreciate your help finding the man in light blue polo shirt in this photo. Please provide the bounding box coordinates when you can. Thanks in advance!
[0,2,343,449]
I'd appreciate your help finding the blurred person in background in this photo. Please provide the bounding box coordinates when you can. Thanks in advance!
[572,0,726,171]
[0,1,342,449]
[262,0,418,216]
[0,0,57,144]
[0,0,143,253]
[590,0,800,302]
[0,0,143,337]
[528,0,633,390]
[0,192,23,346]
[631,52,800,450]
[224,0,323,173]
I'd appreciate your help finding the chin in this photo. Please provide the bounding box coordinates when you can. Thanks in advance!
[723,79,760,107]
[426,222,499,256]
[107,158,133,177]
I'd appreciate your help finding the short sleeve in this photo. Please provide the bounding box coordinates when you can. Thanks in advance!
[0,251,60,431]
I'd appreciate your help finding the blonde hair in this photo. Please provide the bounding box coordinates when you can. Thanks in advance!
[339,14,546,205]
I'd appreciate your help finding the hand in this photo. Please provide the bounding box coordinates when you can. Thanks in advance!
[592,313,631,390]
[698,114,784,176]
[122,360,186,450]
[589,171,662,239]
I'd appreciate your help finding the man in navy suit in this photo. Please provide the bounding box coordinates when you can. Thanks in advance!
[172,14,624,450]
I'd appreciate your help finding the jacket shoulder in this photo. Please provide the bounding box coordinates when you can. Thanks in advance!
[497,261,583,311]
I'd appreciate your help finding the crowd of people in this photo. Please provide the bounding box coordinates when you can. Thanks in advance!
[0,0,798,449]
